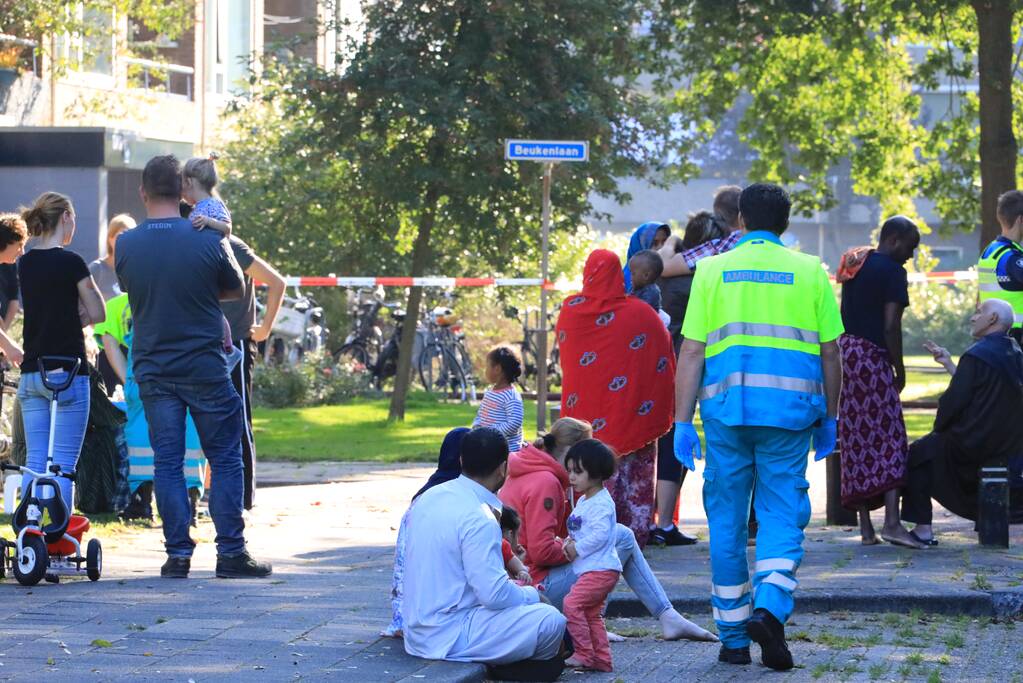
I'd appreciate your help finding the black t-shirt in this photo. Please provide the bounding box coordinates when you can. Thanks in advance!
[659,274,694,351]
[840,251,909,350]
[18,247,90,373]
[0,263,19,319]
[221,237,256,342]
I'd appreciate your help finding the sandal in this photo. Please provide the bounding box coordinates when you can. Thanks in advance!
[909,530,938,546]
[880,532,926,549]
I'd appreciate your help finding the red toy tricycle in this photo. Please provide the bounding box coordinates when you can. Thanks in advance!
[0,357,101,586]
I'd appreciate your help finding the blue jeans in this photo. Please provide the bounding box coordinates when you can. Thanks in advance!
[540,523,672,617]
[138,378,246,558]
[18,372,90,512]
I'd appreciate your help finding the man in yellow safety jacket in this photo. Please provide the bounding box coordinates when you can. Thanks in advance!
[978,189,1023,345]
[673,183,844,671]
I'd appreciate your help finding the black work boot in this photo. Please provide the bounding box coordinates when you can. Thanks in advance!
[718,645,752,665]
[746,608,794,671]
[161,556,190,579]
[216,551,272,579]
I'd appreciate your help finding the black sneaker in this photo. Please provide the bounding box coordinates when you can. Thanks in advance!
[650,525,698,546]
[216,551,272,579]
[161,556,190,579]
[718,645,751,665]
[746,608,793,671]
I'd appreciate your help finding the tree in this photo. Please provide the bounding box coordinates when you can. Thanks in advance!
[654,0,1020,249]
[0,0,193,73]
[247,0,682,420]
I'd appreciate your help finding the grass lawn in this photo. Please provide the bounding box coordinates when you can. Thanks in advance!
[252,393,539,462]
[253,374,944,462]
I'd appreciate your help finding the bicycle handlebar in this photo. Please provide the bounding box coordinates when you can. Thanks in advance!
[1,463,76,481]
[38,357,81,393]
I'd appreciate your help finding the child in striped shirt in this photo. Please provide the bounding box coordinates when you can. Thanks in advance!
[472,345,524,452]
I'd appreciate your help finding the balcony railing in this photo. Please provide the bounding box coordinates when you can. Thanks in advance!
[0,34,39,74]
[124,56,194,100]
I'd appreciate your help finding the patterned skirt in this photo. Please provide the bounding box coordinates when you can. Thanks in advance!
[838,334,908,509]
[604,440,656,548]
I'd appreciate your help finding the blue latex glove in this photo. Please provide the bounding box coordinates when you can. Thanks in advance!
[812,416,838,461]
[673,422,702,471]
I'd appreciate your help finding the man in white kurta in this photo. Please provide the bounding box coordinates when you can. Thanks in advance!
[402,428,567,664]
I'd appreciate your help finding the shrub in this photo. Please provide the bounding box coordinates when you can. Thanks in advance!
[903,281,976,353]
[252,363,310,409]
[252,353,375,408]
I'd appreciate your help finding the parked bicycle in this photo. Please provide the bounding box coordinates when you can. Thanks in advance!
[334,286,396,371]
[417,303,476,401]
[506,305,561,392]
[263,288,329,366]
[0,361,19,460]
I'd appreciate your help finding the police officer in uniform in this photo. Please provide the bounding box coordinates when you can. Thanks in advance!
[673,184,844,670]
[977,189,1023,516]
[978,190,1023,344]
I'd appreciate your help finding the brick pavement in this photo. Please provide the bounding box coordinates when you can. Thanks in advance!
[0,461,1018,681]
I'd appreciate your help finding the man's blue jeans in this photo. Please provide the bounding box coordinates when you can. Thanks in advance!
[138,378,246,558]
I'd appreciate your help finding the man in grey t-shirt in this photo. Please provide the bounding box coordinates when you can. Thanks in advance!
[116,155,272,580]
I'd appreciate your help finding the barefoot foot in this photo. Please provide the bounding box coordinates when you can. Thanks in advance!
[660,609,719,641]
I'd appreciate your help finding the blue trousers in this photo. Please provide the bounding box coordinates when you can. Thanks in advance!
[18,372,91,512]
[138,378,246,558]
[702,419,812,648]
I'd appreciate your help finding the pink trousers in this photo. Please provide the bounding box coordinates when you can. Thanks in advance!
[563,569,620,672]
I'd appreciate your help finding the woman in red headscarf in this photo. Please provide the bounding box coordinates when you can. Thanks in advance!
[556,249,676,548]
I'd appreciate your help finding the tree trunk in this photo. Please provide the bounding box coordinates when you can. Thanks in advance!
[973,0,1018,250]
[388,187,439,422]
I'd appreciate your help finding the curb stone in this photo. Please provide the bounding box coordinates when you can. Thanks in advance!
[607,589,1023,619]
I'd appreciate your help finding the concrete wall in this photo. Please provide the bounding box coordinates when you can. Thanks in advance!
[0,167,105,262]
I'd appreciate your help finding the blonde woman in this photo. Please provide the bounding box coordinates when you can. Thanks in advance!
[88,213,136,300]
[17,192,105,512]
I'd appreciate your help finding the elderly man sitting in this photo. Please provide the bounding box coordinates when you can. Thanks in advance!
[896,299,1023,544]
[402,427,567,677]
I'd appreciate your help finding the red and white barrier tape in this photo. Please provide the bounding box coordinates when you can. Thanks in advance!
[282,276,554,288]
[904,270,976,284]
[280,270,978,288]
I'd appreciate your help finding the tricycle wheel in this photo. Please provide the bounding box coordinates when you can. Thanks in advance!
[86,538,102,581]
[14,534,47,586]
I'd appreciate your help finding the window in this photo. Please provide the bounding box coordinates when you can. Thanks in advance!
[55,3,115,77]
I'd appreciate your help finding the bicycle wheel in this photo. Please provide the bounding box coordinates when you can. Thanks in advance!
[419,344,467,398]
[334,343,370,369]
[453,341,475,382]
[441,347,468,400]
[418,343,447,393]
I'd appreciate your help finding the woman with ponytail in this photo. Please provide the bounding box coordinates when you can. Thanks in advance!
[499,418,716,643]
[17,192,106,512]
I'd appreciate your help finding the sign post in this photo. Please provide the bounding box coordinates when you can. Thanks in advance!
[505,139,589,432]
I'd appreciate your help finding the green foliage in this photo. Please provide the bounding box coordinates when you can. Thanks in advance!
[224,0,684,279]
[0,0,193,74]
[251,355,374,409]
[654,1,1022,240]
[903,281,976,352]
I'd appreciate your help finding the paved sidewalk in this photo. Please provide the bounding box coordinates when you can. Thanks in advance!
[0,460,1018,681]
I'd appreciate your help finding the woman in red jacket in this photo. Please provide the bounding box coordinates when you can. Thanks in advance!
[500,418,716,643]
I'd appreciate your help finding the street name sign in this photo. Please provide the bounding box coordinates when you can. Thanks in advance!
[505,139,589,162]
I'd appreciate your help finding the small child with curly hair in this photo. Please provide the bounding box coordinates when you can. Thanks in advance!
[563,439,621,672]
[472,345,524,452]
